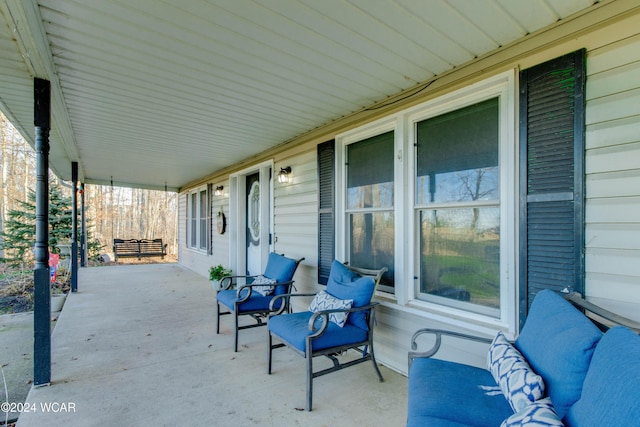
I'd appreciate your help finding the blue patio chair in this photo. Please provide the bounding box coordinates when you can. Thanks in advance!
[267,260,387,411]
[216,253,304,352]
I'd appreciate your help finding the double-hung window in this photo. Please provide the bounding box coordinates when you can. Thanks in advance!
[340,128,396,292]
[188,187,208,251]
[334,72,515,326]
[410,73,515,321]
[414,98,501,317]
[330,61,582,329]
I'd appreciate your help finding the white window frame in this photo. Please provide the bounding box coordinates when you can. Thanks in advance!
[336,70,517,333]
[187,186,208,252]
[336,117,402,295]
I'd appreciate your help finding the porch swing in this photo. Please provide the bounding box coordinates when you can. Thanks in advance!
[111,178,168,262]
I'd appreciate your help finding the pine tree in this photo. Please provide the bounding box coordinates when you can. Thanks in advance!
[0,183,72,268]
[1,197,36,267]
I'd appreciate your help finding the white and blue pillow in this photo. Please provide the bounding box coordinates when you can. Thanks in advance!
[488,331,545,412]
[501,398,564,427]
[252,275,277,296]
[308,290,353,327]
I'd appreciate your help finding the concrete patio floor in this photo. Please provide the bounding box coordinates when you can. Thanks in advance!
[16,264,408,426]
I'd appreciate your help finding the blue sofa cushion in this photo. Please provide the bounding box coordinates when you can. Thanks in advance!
[515,290,602,419]
[326,260,375,330]
[488,331,545,412]
[407,357,513,427]
[268,311,368,353]
[564,326,640,427]
[501,397,563,427]
[407,417,474,427]
[217,288,280,312]
[263,253,298,295]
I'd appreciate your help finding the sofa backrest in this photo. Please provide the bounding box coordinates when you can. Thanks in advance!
[514,290,603,419]
[564,326,640,426]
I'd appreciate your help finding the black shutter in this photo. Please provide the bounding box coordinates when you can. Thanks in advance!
[318,140,335,285]
[185,194,189,247]
[519,49,586,327]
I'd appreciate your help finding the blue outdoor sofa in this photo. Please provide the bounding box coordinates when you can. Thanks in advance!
[407,289,640,427]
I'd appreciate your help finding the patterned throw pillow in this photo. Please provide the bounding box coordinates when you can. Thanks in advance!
[308,290,353,327]
[488,331,545,412]
[252,275,277,296]
[501,398,564,427]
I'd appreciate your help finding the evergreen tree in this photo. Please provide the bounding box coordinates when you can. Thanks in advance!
[85,222,104,262]
[1,197,37,267]
[0,183,72,268]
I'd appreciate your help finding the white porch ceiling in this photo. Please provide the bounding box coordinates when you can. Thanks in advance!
[0,0,598,191]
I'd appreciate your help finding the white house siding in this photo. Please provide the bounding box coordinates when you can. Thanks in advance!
[273,151,320,311]
[585,31,640,320]
[177,8,640,376]
[210,181,232,274]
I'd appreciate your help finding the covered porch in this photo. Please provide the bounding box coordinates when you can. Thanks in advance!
[16,263,407,426]
[2,1,640,423]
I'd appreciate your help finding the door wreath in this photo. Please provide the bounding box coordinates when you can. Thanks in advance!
[217,211,226,234]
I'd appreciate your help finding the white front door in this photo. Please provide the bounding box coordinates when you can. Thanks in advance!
[229,163,273,277]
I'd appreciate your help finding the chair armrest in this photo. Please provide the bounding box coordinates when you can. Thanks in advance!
[268,291,315,314]
[564,292,640,332]
[219,274,261,290]
[409,328,493,366]
[308,302,380,338]
[236,279,296,303]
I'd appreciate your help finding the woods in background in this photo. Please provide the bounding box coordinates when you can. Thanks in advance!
[85,184,178,259]
[0,111,178,263]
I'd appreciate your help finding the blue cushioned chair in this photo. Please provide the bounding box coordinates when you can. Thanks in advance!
[267,260,387,411]
[216,253,304,352]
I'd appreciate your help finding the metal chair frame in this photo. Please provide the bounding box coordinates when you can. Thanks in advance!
[267,264,387,411]
[216,256,304,352]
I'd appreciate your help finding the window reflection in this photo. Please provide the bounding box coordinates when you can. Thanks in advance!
[419,207,500,311]
[347,131,395,290]
[415,98,501,314]
[416,167,498,205]
[199,190,207,249]
[347,182,393,209]
[349,212,395,287]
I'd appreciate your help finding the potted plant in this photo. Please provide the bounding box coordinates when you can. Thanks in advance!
[209,264,232,291]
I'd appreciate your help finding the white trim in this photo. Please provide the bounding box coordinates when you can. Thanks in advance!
[229,160,275,275]
[229,159,275,179]
[335,116,400,293]
[186,185,208,254]
[406,69,517,332]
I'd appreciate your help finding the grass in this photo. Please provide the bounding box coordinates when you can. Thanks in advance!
[0,265,70,314]
[421,252,500,308]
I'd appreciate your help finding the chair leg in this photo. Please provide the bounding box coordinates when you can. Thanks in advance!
[369,340,384,382]
[267,331,273,374]
[234,310,239,352]
[216,301,220,334]
[306,345,313,411]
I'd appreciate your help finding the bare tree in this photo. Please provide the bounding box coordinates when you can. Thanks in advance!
[1,111,178,263]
